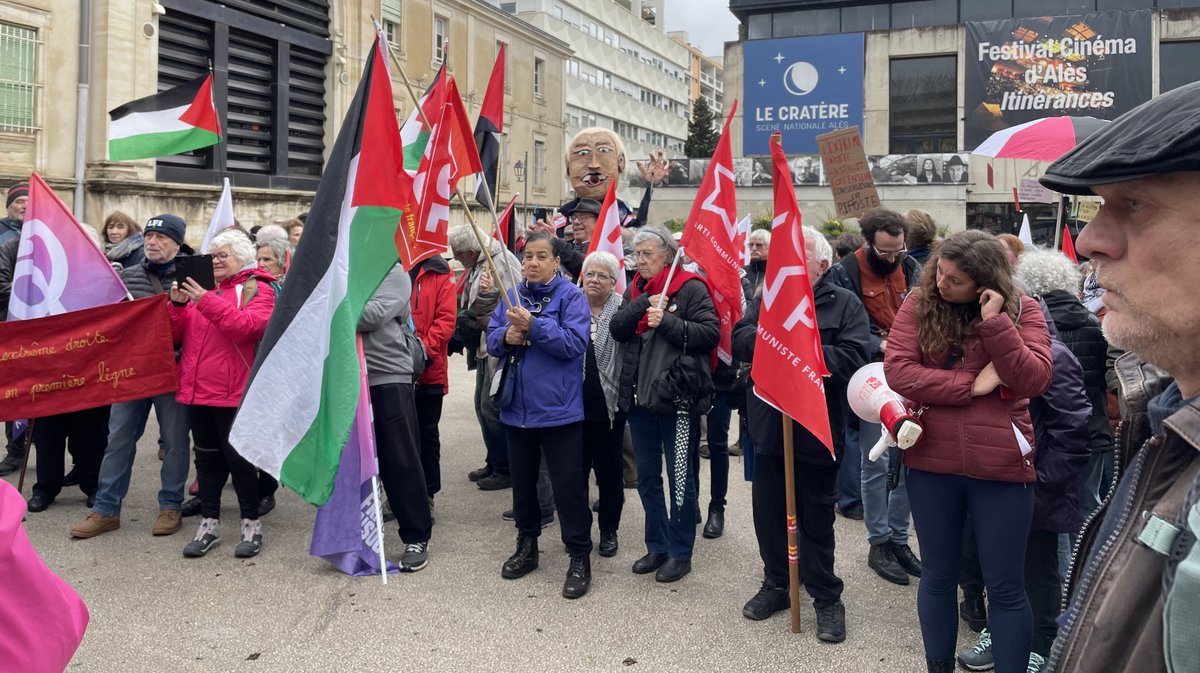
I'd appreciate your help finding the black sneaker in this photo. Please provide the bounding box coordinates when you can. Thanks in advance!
[742,580,789,620]
[468,465,492,482]
[180,496,202,518]
[401,541,429,572]
[501,508,515,521]
[868,543,909,585]
[815,601,847,643]
[234,519,263,558]
[258,495,276,517]
[888,541,922,577]
[477,473,512,490]
[63,467,80,487]
[838,504,864,520]
[0,450,23,476]
[183,518,221,557]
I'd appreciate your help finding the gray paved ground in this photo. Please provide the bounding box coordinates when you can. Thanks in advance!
[9,364,979,672]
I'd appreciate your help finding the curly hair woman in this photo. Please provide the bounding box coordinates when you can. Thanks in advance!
[883,230,1053,673]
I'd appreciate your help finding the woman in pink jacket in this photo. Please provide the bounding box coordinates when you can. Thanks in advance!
[169,230,275,559]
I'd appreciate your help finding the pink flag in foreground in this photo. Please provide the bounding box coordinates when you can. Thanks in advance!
[8,172,128,320]
[586,179,627,295]
[679,101,742,364]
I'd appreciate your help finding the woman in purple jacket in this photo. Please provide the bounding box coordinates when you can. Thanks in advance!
[487,233,593,599]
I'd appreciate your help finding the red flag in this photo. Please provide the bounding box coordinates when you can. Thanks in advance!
[752,132,833,455]
[493,193,518,245]
[1061,222,1079,264]
[473,44,505,209]
[413,78,484,254]
[678,101,742,364]
[586,179,628,295]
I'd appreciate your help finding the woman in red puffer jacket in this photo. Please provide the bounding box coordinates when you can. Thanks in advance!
[884,230,1052,673]
[168,230,275,560]
[410,255,457,500]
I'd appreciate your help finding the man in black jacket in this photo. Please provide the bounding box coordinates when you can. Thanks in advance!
[733,225,870,642]
[69,215,196,539]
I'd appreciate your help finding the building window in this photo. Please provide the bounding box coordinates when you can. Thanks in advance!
[533,140,545,190]
[0,21,37,133]
[534,57,545,98]
[1161,41,1200,93]
[889,56,957,154]
[1013,0,1095,15]
[842,5,890,32]
[773,9,840,37]
[156,2,330,189]
[434,14,448,64]
[382,0,402,49]
[748,13,771,40]
[961,0,1012,21]
[892,0,958,29]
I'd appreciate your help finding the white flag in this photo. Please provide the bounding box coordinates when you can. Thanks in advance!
[200,177,234,254]
[1017,213,1034,247]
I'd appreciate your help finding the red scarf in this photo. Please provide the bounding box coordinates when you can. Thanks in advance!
[630,268,719,370]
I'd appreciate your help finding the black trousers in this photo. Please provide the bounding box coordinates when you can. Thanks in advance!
[415,385,445,497]
[191,405,260,520]
[258,472,278,498]
[506,422,592,558]
[751,453,844,607]
[370,383,432,544]
[962,525,1060,655]
[32,406,110,500]
[582,413,626,534]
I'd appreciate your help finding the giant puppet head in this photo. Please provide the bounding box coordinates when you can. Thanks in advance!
[566,127,627,200]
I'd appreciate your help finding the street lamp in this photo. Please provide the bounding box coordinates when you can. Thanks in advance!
[512,150,529,252]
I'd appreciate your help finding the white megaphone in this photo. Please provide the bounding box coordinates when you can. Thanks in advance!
[847,363,924,462]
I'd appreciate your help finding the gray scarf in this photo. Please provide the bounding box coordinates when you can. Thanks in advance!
[591,291,622,421]
[105,232,144,263]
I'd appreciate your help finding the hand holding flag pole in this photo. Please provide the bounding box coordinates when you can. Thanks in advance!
[378,23,515,311]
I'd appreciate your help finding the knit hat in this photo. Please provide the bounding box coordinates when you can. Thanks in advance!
[143,214,187,246]
[6,183,28,208]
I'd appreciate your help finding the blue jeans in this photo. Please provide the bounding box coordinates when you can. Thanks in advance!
[837,420,863,512]
[93,393,191,516]
[703,390,731,509]
[629,407,699,561]
[474,360,509,474]
[908,468,1034,673]
[1079,449,1114,523]
[860,421,910,545]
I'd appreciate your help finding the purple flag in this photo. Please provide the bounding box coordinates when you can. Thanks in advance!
[309,337,397,576]
[8,172,128,320]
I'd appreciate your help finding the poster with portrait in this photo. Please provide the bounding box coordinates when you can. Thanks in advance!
[789,156,822,185]
[964,10,1152,149]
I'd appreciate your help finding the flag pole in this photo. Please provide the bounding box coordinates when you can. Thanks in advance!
[1053,193,1065,250]
[655,248,683,310]
[781,414,802,634]
[379,34,514,312]
[16,420,35,495]
[369,473,388,585]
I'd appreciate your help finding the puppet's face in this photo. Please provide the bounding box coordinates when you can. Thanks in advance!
[567,131,625,200]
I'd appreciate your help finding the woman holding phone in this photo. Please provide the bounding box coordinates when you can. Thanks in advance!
[169,230,276,559]
[883,230,1052,673]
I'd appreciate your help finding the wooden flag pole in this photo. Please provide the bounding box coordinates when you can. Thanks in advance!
[380,28,515,311]
[655,249,683,310]
[781,414,802,634]
[15,420,35,495]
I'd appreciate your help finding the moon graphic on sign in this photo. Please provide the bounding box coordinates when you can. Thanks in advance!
[783,62,819,96]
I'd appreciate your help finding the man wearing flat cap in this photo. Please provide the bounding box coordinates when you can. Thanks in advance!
[1038,81,1200,673]
[556,199,603,278]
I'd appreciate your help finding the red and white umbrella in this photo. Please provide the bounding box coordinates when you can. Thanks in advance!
[973,116,1111,162]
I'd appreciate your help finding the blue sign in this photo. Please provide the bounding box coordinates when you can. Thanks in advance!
[743,33,865,155]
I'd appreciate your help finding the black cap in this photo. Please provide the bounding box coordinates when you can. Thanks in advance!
[1041,81,1200,195]
[561,198,602,218]
[144,214,187,246]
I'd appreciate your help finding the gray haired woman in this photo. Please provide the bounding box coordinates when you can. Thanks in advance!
[610,225,719,583]
[580,251,626,558]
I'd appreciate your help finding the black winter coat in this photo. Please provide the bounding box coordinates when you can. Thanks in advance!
[610,275,719,414]
[1043,289,1114,453]
[1030,339,1093,533]
[732,276,870,464]
[742,259,767,302]
[120,256,185,299]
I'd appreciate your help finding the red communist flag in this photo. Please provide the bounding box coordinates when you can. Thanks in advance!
[413,77,484,254]
[678,101,742,364]
[1061,222,1079,264]
[751,132,833,454]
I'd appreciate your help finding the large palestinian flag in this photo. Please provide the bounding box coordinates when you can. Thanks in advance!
[229,40,404,505]
[107,73,222,161]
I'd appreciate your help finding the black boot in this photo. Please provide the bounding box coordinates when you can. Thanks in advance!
[926,658,954,673]
[0,446,24,477]
[501,535,539,579]
[959,585,988,633]
[702,505,725,539]
[562,555,591,599]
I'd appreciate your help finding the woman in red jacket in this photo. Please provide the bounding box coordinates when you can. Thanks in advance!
[410,256,457,503]
[169,230,275,560]
[884,230,1052,673]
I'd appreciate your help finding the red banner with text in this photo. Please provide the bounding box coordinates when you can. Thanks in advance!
[0,295,178,420]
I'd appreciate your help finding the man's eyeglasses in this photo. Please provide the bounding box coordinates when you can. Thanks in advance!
[871,244,907,260]
[569,214,597,224]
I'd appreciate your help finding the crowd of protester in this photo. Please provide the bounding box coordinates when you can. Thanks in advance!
[5,83,1200,673]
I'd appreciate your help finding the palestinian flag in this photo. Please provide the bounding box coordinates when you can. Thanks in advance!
[473,44,505,209]
[229,39,404,506]
[108,73,222,161]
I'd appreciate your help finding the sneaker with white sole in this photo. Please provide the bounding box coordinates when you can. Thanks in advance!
[1026,652,1046,673]
[183,518,221,558]
[234,518,263,558]
[401,541,429,572]
[957,628,994,671]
